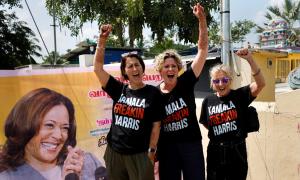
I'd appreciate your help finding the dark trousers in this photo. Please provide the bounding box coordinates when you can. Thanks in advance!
[159,141,205,180]
[207,140,248,180]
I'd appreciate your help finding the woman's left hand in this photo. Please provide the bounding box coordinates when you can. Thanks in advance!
[148,152,155,165]
[62,146,85,179]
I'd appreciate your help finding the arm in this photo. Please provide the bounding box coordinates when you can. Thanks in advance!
[93,24,112,89]
[236,48,266,97]
[199,98,209,129]
[191,3,208,78]
[148,121,161,164]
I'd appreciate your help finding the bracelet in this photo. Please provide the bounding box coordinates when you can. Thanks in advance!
[252,68,260,76]
[148,147,157,153]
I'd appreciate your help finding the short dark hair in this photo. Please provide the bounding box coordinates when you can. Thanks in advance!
[120,54,145,80]
[0,88,76,171]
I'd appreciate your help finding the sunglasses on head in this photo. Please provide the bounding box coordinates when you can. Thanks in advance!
[164,53,176,60]
[212,77,230,84]
[121,51,138,58]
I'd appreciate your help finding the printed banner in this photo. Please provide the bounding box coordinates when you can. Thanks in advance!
[0,63,162,159]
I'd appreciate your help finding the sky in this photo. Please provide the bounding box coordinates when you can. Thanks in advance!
[8,0,286,62]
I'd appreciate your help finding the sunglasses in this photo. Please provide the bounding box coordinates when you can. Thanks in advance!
[121,51,138,58]
[164,53,176,60]
[212,77,230,84]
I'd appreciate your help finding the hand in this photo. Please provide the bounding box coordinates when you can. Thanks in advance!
[62,146,84,179]
[235,48,253,62]
[99,24,112,39]
[147,152,155,165]
[193,3,206,21]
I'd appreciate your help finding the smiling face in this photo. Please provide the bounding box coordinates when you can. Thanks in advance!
[159,58,179,86]
[124,57,145,87]
[211,70,232,97]
[24,104,70,169]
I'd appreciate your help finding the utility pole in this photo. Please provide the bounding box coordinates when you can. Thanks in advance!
[220,0,230,65]
[51,0,57,65]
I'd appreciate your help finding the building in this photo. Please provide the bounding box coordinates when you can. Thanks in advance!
[259,19,289,48]
[274,47,300,82]
[62,39,142,64]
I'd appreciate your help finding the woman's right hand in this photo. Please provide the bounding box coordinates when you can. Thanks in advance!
[99,24,112,39]
[62,146,85,179]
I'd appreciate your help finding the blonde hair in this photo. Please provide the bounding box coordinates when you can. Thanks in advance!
[209,64,232,78]
[209,64,233,87]
[154,49,183,72]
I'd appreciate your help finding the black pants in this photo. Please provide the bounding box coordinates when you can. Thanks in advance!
[159,141,205,180]
[207,140,248,180]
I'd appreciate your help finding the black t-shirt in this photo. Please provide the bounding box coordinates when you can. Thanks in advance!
[199,85,255,142]
[159,67,202,144]
[102,76,163,154]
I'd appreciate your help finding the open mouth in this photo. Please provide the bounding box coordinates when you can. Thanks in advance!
[41,142,59,151]
[167,74,175,79]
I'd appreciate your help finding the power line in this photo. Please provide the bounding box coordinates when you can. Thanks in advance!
[24,0,50,57]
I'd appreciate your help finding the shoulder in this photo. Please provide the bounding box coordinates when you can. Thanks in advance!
[0,164,45,180]
[236,85,254,98]
[178,67,198,85]
[0,170,9,179]
[145,85,162,95]
[205,94,218,100]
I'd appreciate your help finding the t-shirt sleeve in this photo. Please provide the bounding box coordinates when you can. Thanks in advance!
[239,85,256,106]
[178,67,199,89]
[199,97,208,127]
[102,75,123,101]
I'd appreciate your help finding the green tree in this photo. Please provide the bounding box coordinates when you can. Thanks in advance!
[45,0,218,48]
[0,10,42,69]
[231,20,256,43]
[42,51,69,65]
[207,19,255,47]
[144,30,191,57]
[208,20,221,46]
[0,0,21,7]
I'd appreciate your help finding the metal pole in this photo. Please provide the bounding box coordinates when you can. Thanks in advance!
[52,0,57,65]
[221,0,230,65]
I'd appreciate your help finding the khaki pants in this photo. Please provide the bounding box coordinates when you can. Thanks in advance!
[104,145,154,180]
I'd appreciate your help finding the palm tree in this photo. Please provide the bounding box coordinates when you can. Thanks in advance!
[42,51,69,65]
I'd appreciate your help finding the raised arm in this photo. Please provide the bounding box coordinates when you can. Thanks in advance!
[93,24,112,88]
[236,48,266,97]
[191,3,208,77]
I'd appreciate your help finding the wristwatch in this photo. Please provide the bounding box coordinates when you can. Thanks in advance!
[148,147,157,153]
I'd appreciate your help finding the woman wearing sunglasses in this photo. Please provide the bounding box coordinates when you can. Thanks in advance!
[199,48,265,180]
[153,3,208,180]
[93,24,163,180]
